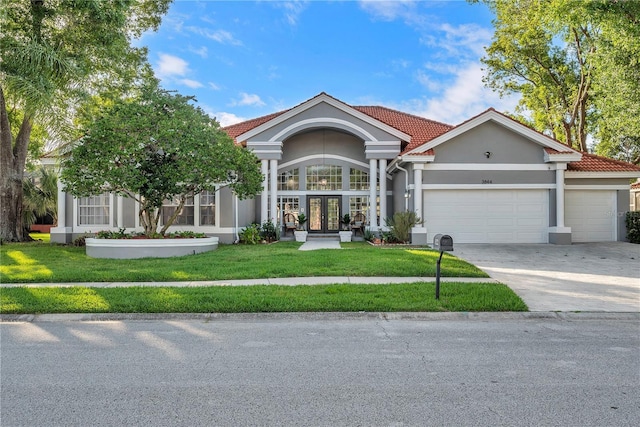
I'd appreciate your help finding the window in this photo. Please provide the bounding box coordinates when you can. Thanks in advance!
[200,190,216,225]
[78,194,110,225]
[162,194,194,225]
[278,169,299,191]
[306,165,342,191]
[350,168,369,190]
[349,196,369,223]
[279,197,300,217]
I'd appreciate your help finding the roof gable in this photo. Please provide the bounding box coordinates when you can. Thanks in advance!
[406,108,581,159]
[233,92,411,143]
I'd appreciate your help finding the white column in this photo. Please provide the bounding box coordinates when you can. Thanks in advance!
[369,158,378,230]
[261,160,269,223]
[117,196,124,229]
[270,159,278,223]
[56,178,66,227]
[379,158,387,227]
[556,165,566,228]
[413,166,423,221]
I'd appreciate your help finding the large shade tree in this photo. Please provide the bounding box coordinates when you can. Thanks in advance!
[61,85,263,237]
[475,0,640,159]
[0,0,171,242]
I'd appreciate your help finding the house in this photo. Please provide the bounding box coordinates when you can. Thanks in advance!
[49,92,640,245]
[631,181,640,212]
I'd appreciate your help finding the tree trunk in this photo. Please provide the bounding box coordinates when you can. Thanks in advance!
[0,87,32,243]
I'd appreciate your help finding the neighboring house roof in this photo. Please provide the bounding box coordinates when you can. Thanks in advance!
[631,180,640,190]
[222,92,640,175]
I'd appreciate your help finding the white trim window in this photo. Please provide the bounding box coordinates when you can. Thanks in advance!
[279,197,300,219]
[349,168,370,190]
[78,194,110,226]
[278,168,299,191]
[306,165,342,191]
[162,194,195,225]
[199,190,216,226]
[349,196,369,224]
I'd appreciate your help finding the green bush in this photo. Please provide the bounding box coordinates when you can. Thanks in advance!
[385,211,421,244]
[626,211,640,244]
[239,223,261,244]
[261,220,278,242]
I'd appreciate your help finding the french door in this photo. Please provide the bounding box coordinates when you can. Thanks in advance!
[308,196,341,233]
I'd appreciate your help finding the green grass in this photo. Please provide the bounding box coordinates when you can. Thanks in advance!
[28,233,50,243]
[0,283,528,314]
[0,241,487,283]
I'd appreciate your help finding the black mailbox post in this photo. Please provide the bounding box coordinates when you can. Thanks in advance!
[433,234,454,299]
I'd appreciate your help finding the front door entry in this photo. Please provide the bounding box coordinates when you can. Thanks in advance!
[308,196,341,233]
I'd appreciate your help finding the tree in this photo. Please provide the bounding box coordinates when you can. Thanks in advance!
[477,0,595,151]
[0,0,171,242]
[60,85,263,237]
[588,0,640,164]
[475,0,640,158]
[23,166,57,235]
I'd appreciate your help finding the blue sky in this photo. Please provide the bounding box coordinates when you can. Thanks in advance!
[138,0,520,127]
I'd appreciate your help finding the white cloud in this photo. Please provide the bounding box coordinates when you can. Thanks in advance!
[188,45,208,58]
[233,92,266,107]
[275,1,309,26]
[180,79,204,89]
[155,53,204,89]
[187,26,242,46]
[359,0,418,22]
[208,82,221,91]
[405,62,520,125]
[422,23,492,58]
[215,112,247,127]
[157,53,189,78]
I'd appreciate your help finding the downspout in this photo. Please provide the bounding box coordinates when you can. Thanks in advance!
[395,158,410,211]
[234,193,239,244]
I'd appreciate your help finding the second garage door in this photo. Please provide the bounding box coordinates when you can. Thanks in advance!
[565,190,617,242]
[424,189,549,243]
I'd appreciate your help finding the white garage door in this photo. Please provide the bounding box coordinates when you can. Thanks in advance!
[565,190,617,242]
[424,190,549,243]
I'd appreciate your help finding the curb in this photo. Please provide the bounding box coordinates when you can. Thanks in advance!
[1,311,638,323]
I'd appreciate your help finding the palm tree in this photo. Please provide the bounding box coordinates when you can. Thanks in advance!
[22,166,57,235]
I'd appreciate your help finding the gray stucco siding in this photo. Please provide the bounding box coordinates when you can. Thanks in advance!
[565,178,633,186]
[281,130,366,164]
[245,102,402,143]
[434,121,546,164]
[421,170,555,186]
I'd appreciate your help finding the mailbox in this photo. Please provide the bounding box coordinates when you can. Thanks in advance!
[433,234,453,251]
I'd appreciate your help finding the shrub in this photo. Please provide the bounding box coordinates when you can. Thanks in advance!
[626,211,640,244]
[261,220,278,242]
[385,211,421,244]
[239,223,261,244]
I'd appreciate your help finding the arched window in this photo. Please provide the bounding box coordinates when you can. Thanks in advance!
[306,165,342,191]
[350,168,369,190]
[278,168,299,191]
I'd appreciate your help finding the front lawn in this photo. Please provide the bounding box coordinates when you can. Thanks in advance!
[0,241,487,283]
[0,282,527,314]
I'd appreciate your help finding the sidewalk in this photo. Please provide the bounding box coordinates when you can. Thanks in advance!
[0,276,498,288]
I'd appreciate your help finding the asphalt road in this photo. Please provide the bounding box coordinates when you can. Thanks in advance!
[1,314,639,426]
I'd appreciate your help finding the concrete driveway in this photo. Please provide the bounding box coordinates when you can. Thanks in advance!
[453,242,640,312]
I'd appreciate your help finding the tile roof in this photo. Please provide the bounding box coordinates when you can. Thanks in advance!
[631,181,640,190]
[351,106,452,152]
[222,93,639,174]
[567,153,640,172]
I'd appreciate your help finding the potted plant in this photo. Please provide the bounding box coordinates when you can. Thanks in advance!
[339,213,352,242]
[294,213,308,242]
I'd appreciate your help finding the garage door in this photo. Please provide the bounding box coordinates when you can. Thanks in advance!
[424,190,549,243]
[565,190,616,242]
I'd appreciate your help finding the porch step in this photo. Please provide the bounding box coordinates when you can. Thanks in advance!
[306,234,340,241]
